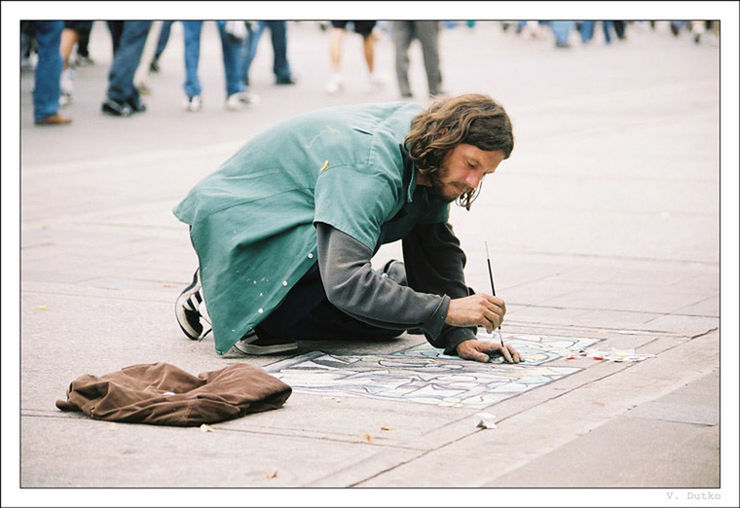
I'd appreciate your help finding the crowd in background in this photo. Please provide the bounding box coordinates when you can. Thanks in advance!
[22,20,720,126]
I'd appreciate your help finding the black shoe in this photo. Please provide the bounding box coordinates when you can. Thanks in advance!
[175,269,210,340]
[381,259,407,285]
[126,94,147,112]
[276,76,297,85]
[101,98,133,117]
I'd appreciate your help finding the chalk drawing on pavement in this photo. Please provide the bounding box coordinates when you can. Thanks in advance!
[267,332,599,409]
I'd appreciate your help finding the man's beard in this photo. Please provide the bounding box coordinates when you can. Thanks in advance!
[428,165,462,203]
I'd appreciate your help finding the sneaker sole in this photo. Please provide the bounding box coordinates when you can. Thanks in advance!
[232,340,299,356]
[175,270,204,340]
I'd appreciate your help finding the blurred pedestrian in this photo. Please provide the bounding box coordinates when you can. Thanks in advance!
[74,23,95,66]
[325,21,383,94]
[515,21,548,39]
[244,21,297,88]
[101,20,152,116]
[550,21,574,48]
[21,21,37,72]
[392,21,444,98]
[149,20,174,73]
[58,21,94,107]
[31,21,71,125]
[181,21,250,112]
[690,21,706,44]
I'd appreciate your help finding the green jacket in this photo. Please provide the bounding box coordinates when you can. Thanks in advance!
[173,102,449,354]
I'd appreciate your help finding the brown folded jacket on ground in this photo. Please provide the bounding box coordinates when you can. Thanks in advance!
[56,362,292,426]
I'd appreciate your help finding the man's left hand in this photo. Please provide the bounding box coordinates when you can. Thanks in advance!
[456,339,522,364]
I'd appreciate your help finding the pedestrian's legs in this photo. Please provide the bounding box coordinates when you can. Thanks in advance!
[550,21,574,47]
[217,21,247,97]
[106,20,152,102]
[76,24,92,57]
[243,21,266,86]
[329,26,345,74]
[602,20,614,44]
[690,21,705,43]
[154,20,173,59]
[362,33,376,75]
[182,21,203,99]
[59,27,80,70]
[414,21,442,96]
[267,21,292,82]
[579,21,595,43]
[21,21,36,62]
[32,21,64,122]
[106,21,124,55]
[613,20,627,39]
[392,21,414,97]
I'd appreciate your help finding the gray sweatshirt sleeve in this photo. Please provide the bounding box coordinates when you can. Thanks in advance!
[401,222,478,355]
[315,222,449,336]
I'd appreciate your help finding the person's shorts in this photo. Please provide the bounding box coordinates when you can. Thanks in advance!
[330,21,377,36]
[64,21,94,32]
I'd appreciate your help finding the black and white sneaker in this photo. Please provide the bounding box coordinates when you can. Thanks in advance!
[228,330,298,356]
[101,97,133,117]
[380,259,407,285]
[175,269,211,340]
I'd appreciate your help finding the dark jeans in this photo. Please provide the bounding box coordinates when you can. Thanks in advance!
[105,21,152,101]
[155,20,173,58]
[256,263,404,341]
[244,20,292,84]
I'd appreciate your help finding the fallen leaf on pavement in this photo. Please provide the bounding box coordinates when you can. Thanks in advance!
[35,305,49,311]
[200,424,214,432]
[361,433,372,442]
[266,471,278,479]
[380,426,394,431]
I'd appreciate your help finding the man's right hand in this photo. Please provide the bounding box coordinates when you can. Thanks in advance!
[444,294,506,334]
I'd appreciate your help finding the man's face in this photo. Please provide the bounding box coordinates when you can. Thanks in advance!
[428,144,506,203]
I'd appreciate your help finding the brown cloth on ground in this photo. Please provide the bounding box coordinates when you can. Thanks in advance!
[56,362,291,426]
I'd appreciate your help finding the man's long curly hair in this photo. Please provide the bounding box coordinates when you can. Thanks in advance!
[405,94,514,210]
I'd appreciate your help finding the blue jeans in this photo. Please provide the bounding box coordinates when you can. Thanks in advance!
[182,21,203,98]
[32,21,64,122]
[106,21,152,102]
[185,22,245,98]
[550,21,574,45]
[217,21,247,96]
[579,21,615,44]
[155,20,174,58]
[243,21,292,85]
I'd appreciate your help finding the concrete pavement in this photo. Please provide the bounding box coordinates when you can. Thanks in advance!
[6,19,737,506]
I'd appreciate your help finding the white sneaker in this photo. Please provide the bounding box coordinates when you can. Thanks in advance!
[59,93,72,108]
[325,74,344,94]
[60,68,74,96]
[239,91,261,105]
[183,95,202,112]
[225,93,247,111]
[368,73,385,86]
[366,73,385,93]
